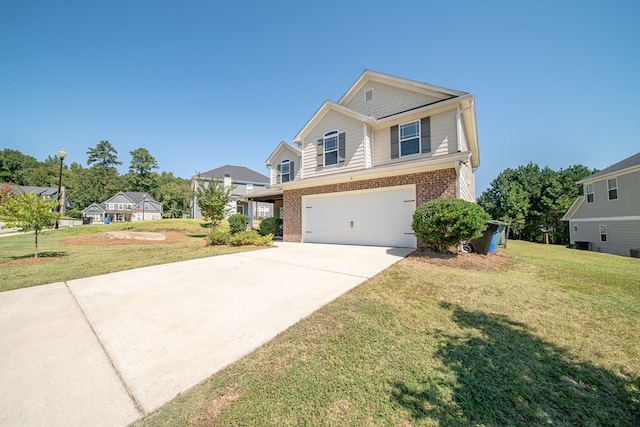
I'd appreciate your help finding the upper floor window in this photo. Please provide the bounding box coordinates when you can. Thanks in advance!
[281,160,290,183]
[585,183,594,203]
[246,183,253,193]
[324,130,338,165]
[400,120,420,156]
[118,203,124,211]
[108,203,115,210]
[607,178,618,200]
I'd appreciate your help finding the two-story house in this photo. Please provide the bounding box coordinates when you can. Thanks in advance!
[562,152,640,257]
[249,70,480,248]
[82,192,163,223]
[191,165,272,220]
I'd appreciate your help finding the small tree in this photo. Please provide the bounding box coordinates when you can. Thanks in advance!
[194,176,235,228]
[412,198,490,253]
[0,192,60,258]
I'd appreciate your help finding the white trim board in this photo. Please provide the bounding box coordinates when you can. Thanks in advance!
[569,216,640,222]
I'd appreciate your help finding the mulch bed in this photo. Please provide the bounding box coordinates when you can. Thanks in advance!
[407,248,511,270]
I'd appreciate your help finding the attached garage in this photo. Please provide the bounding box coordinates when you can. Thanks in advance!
[302,185,417,248]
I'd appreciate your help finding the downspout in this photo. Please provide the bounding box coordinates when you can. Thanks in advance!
[456,101,474,152]
[455,160,462,199]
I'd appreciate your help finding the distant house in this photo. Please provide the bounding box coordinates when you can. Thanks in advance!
[82,192,163,223]
[191,165,272,220]
[3,185,72,213]
[563,152,640,257]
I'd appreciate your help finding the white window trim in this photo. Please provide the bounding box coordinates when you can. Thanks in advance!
[324,130,339,166]
[607,177,618,200]
[108,203,115,210]
[399,120,421,157]
[281,159,290,183]
[585,183,594,203]
[599,225,607,242]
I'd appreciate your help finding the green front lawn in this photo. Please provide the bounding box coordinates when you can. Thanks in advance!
[135,240,640,426]
[0,219,257,292]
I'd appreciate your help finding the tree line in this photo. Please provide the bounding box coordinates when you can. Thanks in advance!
[0,141,192,218]
[477,163,596,244]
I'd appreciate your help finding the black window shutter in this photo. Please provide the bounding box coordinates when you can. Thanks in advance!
[421,117,431,153]
[390,125,399,159]
[338,133,346,163]
[276,164,281,184]
[289,161,294,181]
[316,139,323,167]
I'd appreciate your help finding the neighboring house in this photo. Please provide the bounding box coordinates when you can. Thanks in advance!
[82,192,163,223]
[4,185,73,213]
[249,70,479,248]
[562,152,640,257]
[191,165,272,220]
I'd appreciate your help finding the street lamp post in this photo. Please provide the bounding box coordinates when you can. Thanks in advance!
[142,194,147,221]
[55,148,67,229]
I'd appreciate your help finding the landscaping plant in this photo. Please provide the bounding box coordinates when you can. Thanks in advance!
[258,217,282,237]
[228,213,249,234]
[412,198,490,252]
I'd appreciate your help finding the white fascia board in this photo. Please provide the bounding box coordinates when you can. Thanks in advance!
[265,141,301,166]
[577,165,640,184]
[569,215,640,222]
[292,101,371,144]
[282,151,472,190]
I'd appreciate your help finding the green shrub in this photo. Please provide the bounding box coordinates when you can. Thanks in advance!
[258,217,282,236]
[228,213,249,234]
[229,230,273,246]
[66,209,83,219]
[412,198,490,252]
[207,229,231,246]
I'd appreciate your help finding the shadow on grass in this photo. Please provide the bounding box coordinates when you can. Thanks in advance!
[10,251,68,260]
[187,234,208,238]
[391,303,640,425]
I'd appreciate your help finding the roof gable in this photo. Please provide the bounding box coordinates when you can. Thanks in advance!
[293,101,370,144]
[266,141,301,166]
[578,152,640,183]
[196,165,269,184]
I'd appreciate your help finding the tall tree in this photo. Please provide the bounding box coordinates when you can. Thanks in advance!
[127,148,159,192]
[0,149,39,185]
[0,192,59,258]
[156,172,192,218]
[86,141,122,168]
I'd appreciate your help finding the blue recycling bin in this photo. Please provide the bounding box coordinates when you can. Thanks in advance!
[104,217,111,224]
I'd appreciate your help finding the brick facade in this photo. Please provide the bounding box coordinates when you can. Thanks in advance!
[283,168,457,243]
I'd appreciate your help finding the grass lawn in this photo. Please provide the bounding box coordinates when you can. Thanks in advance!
[0,219,258,292]
[135,240,640,426]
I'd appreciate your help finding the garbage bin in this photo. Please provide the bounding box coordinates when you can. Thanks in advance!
[470,222,500,255]
[104,217,111,224]
[82,217,92,225]
[488,221,507,252]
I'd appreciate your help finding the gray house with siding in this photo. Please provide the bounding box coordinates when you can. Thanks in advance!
[563,152,640,257]
[82,192,163,223]
[191,165,272,220]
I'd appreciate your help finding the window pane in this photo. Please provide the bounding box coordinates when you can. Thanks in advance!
[325,151,338,165]
[609,189,617,200]
[400,121,419,139]
[401,138,420,156]
[281,163,290,174]
[282,173,290,183]
[325,136,337,151]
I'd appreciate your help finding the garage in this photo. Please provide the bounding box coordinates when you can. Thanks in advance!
[302,185,417,248]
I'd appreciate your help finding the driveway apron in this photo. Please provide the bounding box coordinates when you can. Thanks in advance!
[0,242,412,426]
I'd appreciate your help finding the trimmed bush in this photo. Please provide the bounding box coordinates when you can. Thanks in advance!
[230,230,273,246]
[258,217,282,236]
[207,229,231,246]
[228,213,249,234]
[412,198,490,253]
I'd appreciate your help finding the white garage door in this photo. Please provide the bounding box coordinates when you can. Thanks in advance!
[302,185,417,248]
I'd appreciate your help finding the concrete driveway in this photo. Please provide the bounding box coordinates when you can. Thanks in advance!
[0,242,412,427]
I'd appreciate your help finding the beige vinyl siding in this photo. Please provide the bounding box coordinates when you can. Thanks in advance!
[364,124,373,168]
[458,115,469,151]
[570,219,640,257]
[571,171,640,219]
[301,109,366,179]
[270,149,301,185]
[344,80,449,119]
[374,110,458,166]
[458,162,475,202]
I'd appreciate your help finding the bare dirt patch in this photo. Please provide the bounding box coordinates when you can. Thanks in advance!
[408,248,511,270]
[65,231,191,246]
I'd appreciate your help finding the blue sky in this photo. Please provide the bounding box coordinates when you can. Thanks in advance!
[2,1,639,195]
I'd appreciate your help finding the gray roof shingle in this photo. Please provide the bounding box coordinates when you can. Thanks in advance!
[581,152,640,182]
[196,165,269,184]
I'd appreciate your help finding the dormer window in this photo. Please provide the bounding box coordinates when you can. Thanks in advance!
[281,160,290,183]
[324,130,339,166]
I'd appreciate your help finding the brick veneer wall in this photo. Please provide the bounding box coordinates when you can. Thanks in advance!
[283,168,457,242]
